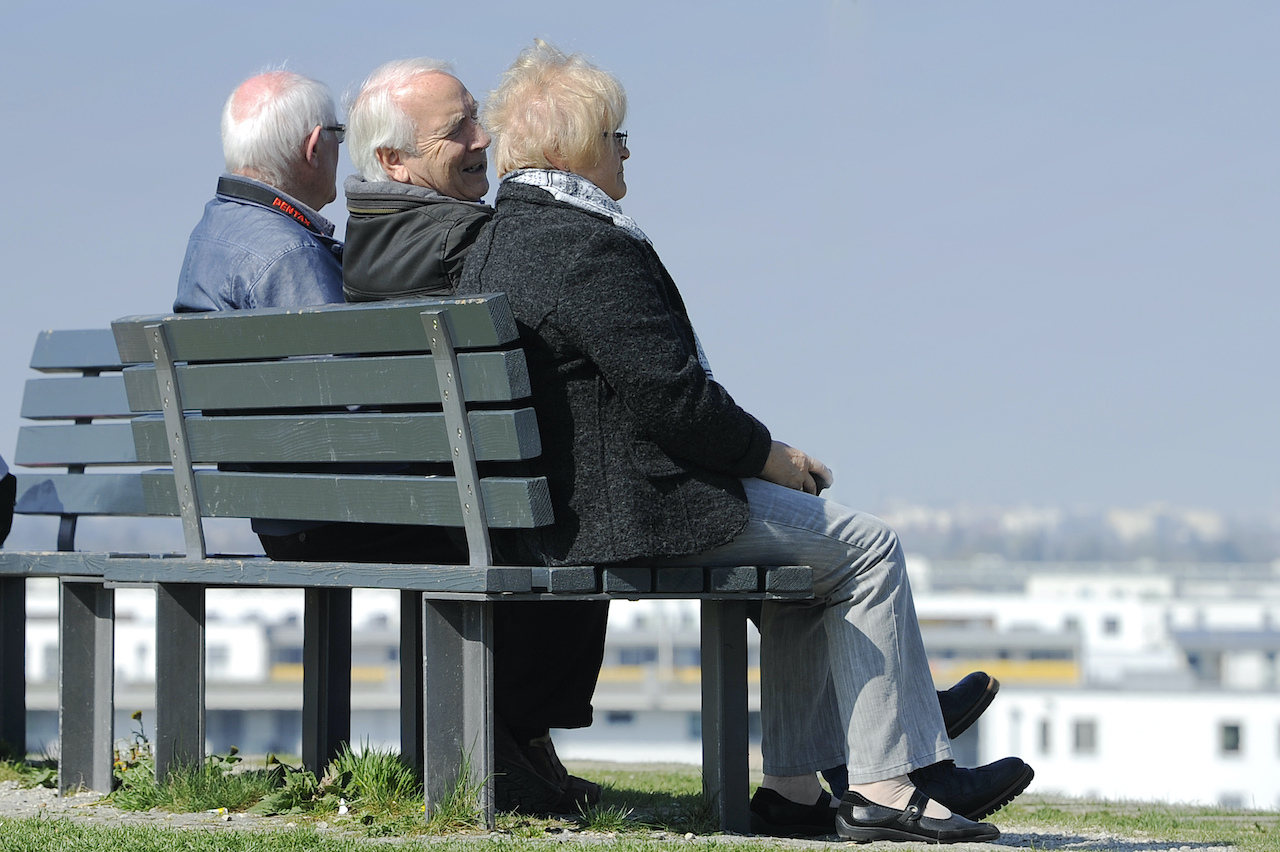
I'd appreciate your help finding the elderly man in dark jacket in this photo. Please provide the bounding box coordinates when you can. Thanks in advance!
[340,58,608,816]
[342,59,494,301]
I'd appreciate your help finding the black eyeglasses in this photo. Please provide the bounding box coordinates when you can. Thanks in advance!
[323,124,346,143]
[607,130,628,147]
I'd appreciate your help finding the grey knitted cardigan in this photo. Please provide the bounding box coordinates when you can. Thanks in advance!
[458,181,773,566]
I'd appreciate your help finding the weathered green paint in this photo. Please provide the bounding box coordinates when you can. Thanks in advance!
[29,329,131,372]
[139,470,553,528]
[14,473,151,515]
[112,295,518,362]
[128,408,540,464]
[122,350,530,412]
[15,423,138,466]
[20,376,133,420]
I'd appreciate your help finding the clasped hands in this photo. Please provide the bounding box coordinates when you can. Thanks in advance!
[760,441,834,496]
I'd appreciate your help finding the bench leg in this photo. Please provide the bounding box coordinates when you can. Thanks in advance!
[0,577,25,757]
[701,599,751,833]
[58,580,114,794]
[155,583,205,780]
[302,588,351,775]
[422,598,493,828]
[399,590,424,771]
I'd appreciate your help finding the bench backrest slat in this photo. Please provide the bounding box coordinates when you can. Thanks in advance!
[129,409,541,465]
[21,376,134,420]
[112,298,517,362]
[14,472,150,515]
[138,471,552,528]
[120,350,529,412]
[15,423,138,466]
[29,329,137,372]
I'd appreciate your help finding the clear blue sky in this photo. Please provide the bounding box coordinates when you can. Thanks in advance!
[2,0,1276,516]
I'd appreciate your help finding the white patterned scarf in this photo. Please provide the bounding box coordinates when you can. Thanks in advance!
[505,169,650,244]
[503,168,714,379]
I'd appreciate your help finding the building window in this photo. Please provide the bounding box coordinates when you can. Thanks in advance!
[618,647,658,665]
[208,645,230,674]
[1039,720,1052,756]
[673,647,701,667]
[1220,723,1242,756]
[1102,617,1120,635]
[1073,719,1097,755]
[273,646,303,665]
[606,711,634,725]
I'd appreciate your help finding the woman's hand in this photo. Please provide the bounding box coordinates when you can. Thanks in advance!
[760,441,834,495]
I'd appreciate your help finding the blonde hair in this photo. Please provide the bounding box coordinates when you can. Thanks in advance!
[485,40,626,178]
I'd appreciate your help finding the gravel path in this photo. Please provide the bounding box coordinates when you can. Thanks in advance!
[0,781,1250,851]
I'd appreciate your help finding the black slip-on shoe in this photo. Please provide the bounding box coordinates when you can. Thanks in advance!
[939,672,1000,739]
[836,789,1000,844]
[523,733,602,807]
[749,787,836,837]
[909,757,1034,821]
[816,673,1002,802]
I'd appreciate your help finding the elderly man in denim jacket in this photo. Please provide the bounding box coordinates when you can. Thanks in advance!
[175,70,344,312]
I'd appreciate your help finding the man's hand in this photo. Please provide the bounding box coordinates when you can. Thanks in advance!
[759,441,834,495]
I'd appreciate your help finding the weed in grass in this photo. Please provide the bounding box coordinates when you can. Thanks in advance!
[423,751,485,835]
[247,757,322,816]
[0,743,57,789]
[109,713,286,814]
[325,742,419,814]
[577,801,636,832]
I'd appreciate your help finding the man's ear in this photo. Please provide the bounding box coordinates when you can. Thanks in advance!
[302,125,324,167]
[376,147,409,183]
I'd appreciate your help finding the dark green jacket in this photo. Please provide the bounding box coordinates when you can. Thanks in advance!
[342,175,492,302]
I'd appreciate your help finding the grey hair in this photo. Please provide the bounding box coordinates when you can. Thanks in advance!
[346,58,455,182]
[485,40,626,178]
[221,70,337,190]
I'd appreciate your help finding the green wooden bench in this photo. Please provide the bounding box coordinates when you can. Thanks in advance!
[1,295,813,830]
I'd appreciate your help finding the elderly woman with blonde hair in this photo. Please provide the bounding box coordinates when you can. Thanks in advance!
[459,41,1032,842]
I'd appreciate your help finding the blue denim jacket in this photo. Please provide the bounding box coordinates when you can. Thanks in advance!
[176,175,344,535]
[175,175,343,312]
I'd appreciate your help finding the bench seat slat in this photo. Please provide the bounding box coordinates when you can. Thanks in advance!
[16,423,139,466]
[21,376,134,420]
[100,557,532,593]
[15,473,150,515]
[112,296,517,363]
[29,329,134,373]
[129,409,541,464]
[121,350,530,412]
[0,552,111,577]
[140,471,553,528]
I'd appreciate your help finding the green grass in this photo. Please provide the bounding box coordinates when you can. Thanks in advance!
[5,758,1276,851]
[0,755,57,789]
[111,757,279,813]
[0,795,1277,851]
[1001,795,1280,852]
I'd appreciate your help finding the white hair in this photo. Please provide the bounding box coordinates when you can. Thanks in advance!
[221,70,337,190]
[346,58,455,182]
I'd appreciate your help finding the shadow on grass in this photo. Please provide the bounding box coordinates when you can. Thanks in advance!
[496,764,721,836]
